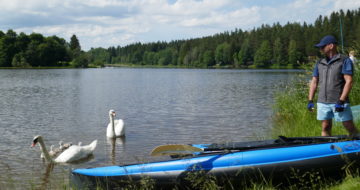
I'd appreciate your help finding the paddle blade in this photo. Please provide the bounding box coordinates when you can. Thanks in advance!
[150,144,203,156]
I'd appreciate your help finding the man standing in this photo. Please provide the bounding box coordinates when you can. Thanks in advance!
[307,35,358,137]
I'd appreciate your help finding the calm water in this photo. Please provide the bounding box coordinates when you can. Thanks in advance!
[0,68,302,189]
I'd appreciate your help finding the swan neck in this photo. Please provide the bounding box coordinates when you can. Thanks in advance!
[109,114,113,124]
[111,115,115,132]
[38,138,54,163]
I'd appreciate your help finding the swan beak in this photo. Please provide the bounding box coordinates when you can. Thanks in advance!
[31,137,39,147]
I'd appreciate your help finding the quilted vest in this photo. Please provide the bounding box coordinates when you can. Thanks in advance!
[317,54,349,104]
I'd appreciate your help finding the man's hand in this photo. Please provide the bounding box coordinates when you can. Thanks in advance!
[307,100,314,111]
[335,100,345,112]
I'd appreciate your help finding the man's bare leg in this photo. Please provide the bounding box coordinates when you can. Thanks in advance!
[321,120,332,136]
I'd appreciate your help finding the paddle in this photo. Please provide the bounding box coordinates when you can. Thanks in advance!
[150,144,203,156]
[150,135,353,157]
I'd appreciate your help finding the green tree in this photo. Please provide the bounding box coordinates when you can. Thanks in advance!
[38,37,67,66]
[143,51,158,65]
[215,42,231,66]
[254,40,272,67]
[73,53,89,68]
[273,37,284,66]
[288,39,298,66]
[88,48,111,65]
[0,30,18,67]
[29,33,45,44]
[16,32,30,53]
[202,50,215,67]
[12,53,30,67]
[131,49,143,64]
[158,48,174,65]
[24,41,40,66]
[237,38,251,66]
[178,41,191,66]
[182,46,201,67]
[70,34,81,58]
[25,33,45,67]
[70,34,81,50]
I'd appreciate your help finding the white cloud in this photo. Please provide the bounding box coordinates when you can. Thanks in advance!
[333,0,360,11]
[179,6,261,29]
[1,0,360,50]
[292,0,312,8]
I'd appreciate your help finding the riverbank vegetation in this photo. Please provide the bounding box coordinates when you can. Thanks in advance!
[1,8,360,69]
[272,65,360,138]
[269,62,360,189]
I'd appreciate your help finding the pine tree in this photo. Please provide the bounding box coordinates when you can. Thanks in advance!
[288,40,298,66]
[70,34,81,58]
[215,42,231,66]
[70,34,81,51]
[254,40,272,67]
[238,38,250,66]
[273,38,284,66]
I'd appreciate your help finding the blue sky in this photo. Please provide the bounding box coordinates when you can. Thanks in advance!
[1,0,359,50]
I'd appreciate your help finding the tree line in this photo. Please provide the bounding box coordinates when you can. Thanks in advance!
[0,31,87,68]
[1,8,360,68]
[88,8,360,68]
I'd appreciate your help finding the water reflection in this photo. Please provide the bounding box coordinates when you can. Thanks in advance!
[39,163,55,190]
[107,137,126,165]
[69,154,95,165]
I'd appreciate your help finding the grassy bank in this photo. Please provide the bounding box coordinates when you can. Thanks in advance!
[270,64,360,189]
[272,66,360,137]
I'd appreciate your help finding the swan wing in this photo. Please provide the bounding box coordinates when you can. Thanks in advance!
[54,140,97,163]
[107,122,115,138]
[114,119,125,137]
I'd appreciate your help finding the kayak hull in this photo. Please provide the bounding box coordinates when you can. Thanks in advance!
[71,138,360,189]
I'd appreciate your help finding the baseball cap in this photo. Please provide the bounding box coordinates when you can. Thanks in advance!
[315,35,337,48]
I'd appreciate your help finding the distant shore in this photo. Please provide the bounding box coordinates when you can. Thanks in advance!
[0,62,306,70]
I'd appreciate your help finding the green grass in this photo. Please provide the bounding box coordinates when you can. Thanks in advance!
[271,65,360,138]
[326,175,360,190]
[269,64,360,189]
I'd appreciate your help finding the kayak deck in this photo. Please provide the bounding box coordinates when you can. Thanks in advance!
[71,135,360,189]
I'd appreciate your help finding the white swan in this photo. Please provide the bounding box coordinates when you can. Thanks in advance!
[107,109,125,138]
[40,145,55,159]
[40,141,73,160]
[59,141,72,151]
[32,135,97,163]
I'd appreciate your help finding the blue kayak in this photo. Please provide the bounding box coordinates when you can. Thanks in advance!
[71,135,360,189]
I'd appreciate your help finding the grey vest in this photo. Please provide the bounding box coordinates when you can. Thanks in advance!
[317,54,349,104]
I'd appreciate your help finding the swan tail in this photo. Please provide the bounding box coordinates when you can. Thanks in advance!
[87,140,98,152]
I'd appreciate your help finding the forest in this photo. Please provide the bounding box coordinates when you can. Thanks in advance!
[1,8,360,68]
[0,32,87,68]
[88,8,360,69]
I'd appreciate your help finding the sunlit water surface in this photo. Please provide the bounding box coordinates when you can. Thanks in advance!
[0,68,302,189]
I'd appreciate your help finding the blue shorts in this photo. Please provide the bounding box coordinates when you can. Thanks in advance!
[317,103,353,122]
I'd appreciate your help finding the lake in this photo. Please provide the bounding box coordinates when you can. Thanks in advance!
[0,68,303,189]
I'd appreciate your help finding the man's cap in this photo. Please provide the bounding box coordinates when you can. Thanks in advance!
[315,35,338,48]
